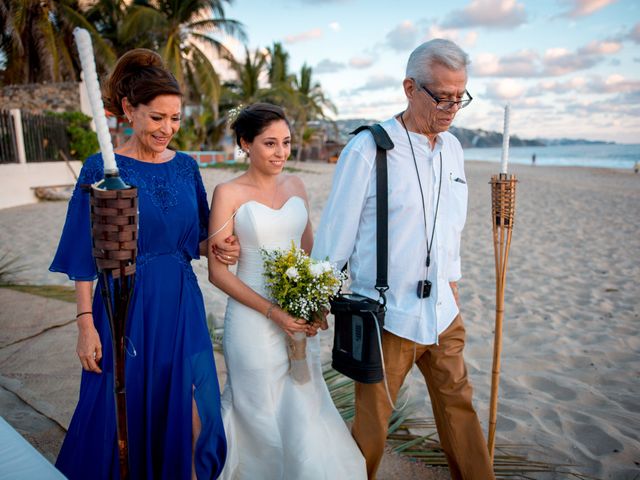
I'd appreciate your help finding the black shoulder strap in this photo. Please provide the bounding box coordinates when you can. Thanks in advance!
[351,124,394,299]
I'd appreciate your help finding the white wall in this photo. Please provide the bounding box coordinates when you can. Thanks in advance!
[0,161,82,209]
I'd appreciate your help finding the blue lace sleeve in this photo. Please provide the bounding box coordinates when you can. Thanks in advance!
[49,154,104,281]
[194,162,210,244]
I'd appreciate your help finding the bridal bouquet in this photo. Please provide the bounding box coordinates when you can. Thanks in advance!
[262,242,345,384]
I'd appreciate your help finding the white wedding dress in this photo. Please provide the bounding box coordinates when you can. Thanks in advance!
[220,196,366,480]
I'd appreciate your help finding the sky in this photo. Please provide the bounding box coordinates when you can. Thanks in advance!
[219,0,640,144]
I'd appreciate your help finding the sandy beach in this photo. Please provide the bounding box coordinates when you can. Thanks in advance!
[1,159,639,479]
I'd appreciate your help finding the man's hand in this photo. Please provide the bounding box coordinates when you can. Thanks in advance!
[450,281,460,308]
[213,235,240,265]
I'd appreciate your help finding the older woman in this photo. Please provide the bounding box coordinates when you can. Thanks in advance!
[50,48,233,479]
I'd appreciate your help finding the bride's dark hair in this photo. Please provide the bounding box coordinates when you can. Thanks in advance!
[231,103,290,147]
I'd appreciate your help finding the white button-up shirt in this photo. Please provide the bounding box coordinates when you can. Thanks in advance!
[312,116,468,345]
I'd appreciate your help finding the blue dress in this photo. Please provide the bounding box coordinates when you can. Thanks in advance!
[50,152,226,479]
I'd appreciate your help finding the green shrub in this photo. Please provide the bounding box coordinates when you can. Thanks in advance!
[48,111,99,161]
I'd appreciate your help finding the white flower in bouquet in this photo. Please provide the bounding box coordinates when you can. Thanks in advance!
[285,266,300,280]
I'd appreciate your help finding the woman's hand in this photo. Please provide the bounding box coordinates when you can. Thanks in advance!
[269,307,312,338]
[213,235,240,265]
[76,316,102,373]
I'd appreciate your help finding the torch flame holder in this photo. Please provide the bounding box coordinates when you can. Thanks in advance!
[89,185,138,480]
[487,173,518,461]
[491,173,517,229]
[90,187,138,278]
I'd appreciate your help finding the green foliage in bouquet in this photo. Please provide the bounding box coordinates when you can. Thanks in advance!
[262,241,345,322]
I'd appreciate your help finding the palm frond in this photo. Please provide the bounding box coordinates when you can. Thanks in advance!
[0,251,27,285]
[59,4,116,66]
[120,5,168,46]
[188,17,246,42]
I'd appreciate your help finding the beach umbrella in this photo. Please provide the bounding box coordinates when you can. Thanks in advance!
[73,28,138,480]
[487,104,518,462]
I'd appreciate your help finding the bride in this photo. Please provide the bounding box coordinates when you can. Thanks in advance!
[207,103,366,479]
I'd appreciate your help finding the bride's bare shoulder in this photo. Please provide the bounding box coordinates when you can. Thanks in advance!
[213,175,250,198]
[281,174,308,198]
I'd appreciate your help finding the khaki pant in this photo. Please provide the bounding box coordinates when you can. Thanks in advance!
[352,315,495,480]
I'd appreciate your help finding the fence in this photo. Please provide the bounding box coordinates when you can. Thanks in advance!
[0,109,71,164]
[0,111,18,164]
[21,112,70,162]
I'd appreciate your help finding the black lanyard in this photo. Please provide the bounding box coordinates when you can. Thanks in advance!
[400,113,443,274]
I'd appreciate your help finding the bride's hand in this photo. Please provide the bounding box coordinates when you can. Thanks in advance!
[269,307,310,338]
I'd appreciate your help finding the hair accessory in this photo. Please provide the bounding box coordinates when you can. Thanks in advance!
[227,104,244,125]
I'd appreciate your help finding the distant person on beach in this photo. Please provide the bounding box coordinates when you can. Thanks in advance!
[49,48,238,479]
[313,39,495,479]
[532,153,536,166]
[634,161,639,174]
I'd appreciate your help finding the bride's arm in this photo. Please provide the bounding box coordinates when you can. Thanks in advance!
[207,184,310,338]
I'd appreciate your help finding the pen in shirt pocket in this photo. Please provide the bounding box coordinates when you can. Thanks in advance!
[450,173,466,184]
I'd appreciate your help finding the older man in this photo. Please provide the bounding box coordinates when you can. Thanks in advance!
[312,39,495,479]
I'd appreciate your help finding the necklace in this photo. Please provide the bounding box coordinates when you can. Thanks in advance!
[399,112,443,297]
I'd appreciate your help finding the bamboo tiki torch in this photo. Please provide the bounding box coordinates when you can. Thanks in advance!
[73,28,138,480]
[487,104,517,461]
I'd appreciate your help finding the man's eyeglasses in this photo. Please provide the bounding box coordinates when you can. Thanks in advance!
[413,80,473,111]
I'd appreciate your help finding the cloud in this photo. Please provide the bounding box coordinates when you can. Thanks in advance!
[558,0,618,18]
[386,21,419,51]
[442,0,527,29]
[349,56,375,69]
[328,22,341,31]
[577,40,622,55]
[472,38,622,77]
[542,47,602,76]
[529,75,640,95]
[315,59,345,74]
[588,75,640,93]
[472,50,539,77]
[483,79,527,100]
[529,77,588,95]
[425,24,479,48]
[353,74,400,92]
[284,28,323,44]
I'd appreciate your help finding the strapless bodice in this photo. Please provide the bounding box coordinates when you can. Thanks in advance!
[233,196,308,293]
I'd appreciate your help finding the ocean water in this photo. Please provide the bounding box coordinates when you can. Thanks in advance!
[463,143,640,170]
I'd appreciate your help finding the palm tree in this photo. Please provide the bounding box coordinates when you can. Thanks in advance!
[119,0,246,112]
[261,41,297,110]
[291,63,337,162]
[226,46,269,105]
[0,0,114,85]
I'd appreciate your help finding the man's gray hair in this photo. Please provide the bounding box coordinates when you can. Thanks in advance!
[405,39,470,85]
